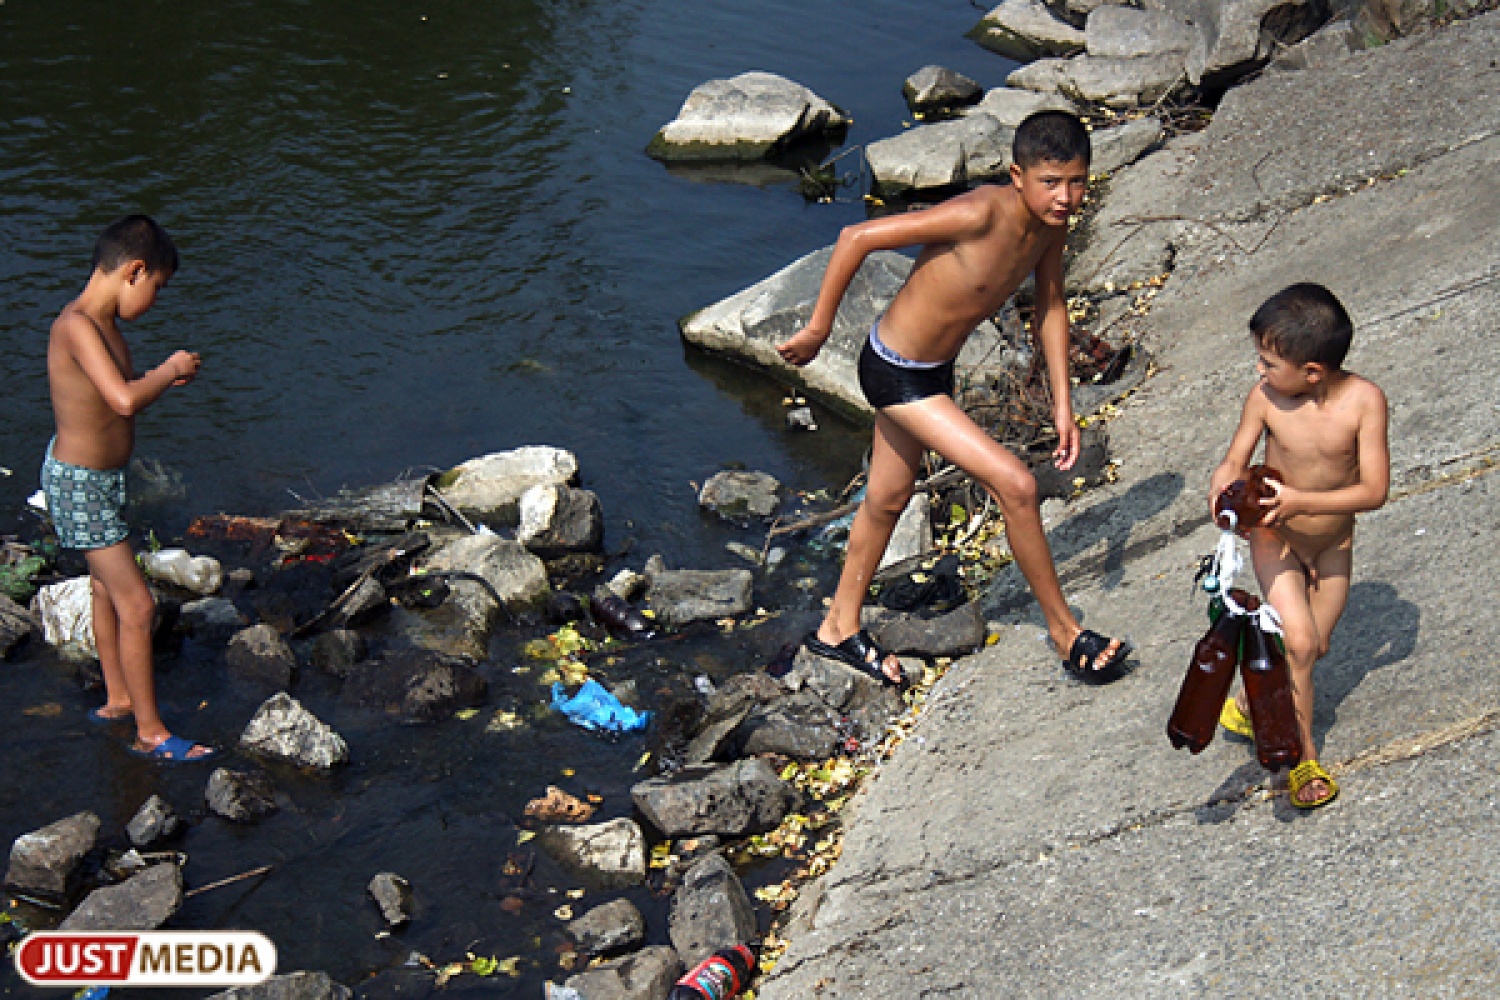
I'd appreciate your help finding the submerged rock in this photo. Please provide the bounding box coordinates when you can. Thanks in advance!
[699,470,781,520]
[902,65,983,114]
[432,446,579,523]
[240,692,349,768]
[643,556,754,628]
[0,593,32,658]
[632,758,796,838]
[310,628,367,677]
[648,71,850,163]
[206,768,279,823]
[563,945,680,1000]
[126,794,183,848]
[60,862,183,931]
[669,853,758,967]
[537,818,648,890]
[341,650,487,723]
[226,624,298,689]
[180,596,248,639]
[368,872,412,928]
[568,898,647,957]
[5,810,99,899]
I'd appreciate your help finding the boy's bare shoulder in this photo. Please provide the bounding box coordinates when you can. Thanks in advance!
[50,303,103,348]
[1338,372,1387,411]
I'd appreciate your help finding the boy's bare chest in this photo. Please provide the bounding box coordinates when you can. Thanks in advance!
[1263,405,1359,479]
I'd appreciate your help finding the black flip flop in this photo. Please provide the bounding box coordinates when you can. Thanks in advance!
[804,630,904,688]
[1063,629,1131,684]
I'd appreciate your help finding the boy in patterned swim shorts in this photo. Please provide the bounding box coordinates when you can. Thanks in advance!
[42,215,214,760]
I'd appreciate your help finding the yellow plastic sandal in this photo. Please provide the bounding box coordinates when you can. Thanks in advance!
[1220,697,1255,740]
[1288,760,1339,809]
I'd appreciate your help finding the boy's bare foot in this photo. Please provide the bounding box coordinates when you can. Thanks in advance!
[131,734,217,761]
[89,703,134,722]
[1287,759,1339,808]
[1056,626,1129,680]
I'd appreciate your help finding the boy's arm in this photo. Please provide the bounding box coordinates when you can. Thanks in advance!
[777,195,992,366]
[1264,382,1390,521]
[64,314,199,416]
[1209,387,1268,511]
[1031,236,1079,469]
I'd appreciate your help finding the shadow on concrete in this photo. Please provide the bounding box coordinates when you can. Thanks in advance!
[1314,580,1421,743]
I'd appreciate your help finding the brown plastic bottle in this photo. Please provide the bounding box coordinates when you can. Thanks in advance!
[1239,602,1303,771]
[1214,464,1283,532]
[1167,609,1243,754]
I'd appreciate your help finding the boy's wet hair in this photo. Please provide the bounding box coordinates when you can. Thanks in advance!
[1013,111,1091,169]
[92,214,179,276]
[1250,283,1353,369]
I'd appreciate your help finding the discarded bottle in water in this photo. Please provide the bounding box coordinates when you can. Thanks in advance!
[590,592,657,640]
[669,944,756,1000]
[140,548,223,595]
[1214,464,1283,533]
[1167,608,1243,754]
[1240,599,1302,771]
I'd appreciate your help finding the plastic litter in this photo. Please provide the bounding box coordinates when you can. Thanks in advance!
[34,576,96,656]
[550,679,651,734]
[140,548,223,596]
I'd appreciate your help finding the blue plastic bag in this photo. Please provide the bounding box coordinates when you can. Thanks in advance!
[550,680,651,734]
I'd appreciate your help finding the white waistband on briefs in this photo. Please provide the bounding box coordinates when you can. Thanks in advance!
[869,322,948,370]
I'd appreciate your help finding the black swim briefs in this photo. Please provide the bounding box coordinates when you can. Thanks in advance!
[856,325,956,410]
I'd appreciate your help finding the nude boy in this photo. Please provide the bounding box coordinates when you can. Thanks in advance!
[1211,282,1389,808]
[44,214,215,761]
[777,112,1130,686]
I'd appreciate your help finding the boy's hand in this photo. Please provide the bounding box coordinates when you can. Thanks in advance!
[1259,475,1297,525]
[1052,408,1080,470]
[776,326,827,367]
[167,350,201,386]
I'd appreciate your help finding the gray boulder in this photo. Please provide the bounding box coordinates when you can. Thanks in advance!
[1069,138,1198,297]
[518,484,604,557]
[126,794,182,848]
[1146,0,1331,86]
[329,575,385,628]
[970,0,1088,60]
[567,898,647,957]
[536,818,647,890]
[367,871,412,927]
[965,87,1079,128]
[648,71,850,163]
[4,811,99,899]
[865,601,988,659]
[59,862,182,930]
[668,854,758,967]
[642,556,753,628]
[680,246,1014,418]
[341,650,487,723]
[206,768,279,823]
[1271,17,1355,70]
[310,628,367,677]
[203,971,352,1000]
[240,692,349,768]
[431,446,578,523]
[879,493,933,572]
[1063,53,1191,107]
[902,65,983,114]
[784,645,909,738]
[632,758,796,838]
[1052,0,1139,25]
[0,593,32,658]
[1089,116,1166,175]
[422,533,549,630]
[865,114,1015,195]
[686,672,787,765]
[563,945,680,1000]
[736,692,841,760]
[1085,5,1199,58]
[699,470,781,520]
[179,596,247,638]
[226,624,297,689]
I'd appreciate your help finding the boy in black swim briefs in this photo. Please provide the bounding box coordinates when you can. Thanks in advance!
[777,112,1131,685]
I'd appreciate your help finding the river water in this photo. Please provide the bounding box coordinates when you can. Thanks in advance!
[0,1,1014,993]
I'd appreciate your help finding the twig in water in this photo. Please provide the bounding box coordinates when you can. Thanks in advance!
[425,484,479,534]
[185,865,274,899]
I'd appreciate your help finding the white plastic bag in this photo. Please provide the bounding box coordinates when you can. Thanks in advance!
[33,576,96,658]
[140,548,223,595]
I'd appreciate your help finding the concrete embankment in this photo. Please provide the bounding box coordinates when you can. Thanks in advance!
[760,12,1500,997]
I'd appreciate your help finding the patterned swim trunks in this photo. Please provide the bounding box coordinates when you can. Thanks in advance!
[40,438,130,551]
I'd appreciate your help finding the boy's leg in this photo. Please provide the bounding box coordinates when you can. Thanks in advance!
[814,413,923,683]
[84,543,212,757]
[87,568,135,721]
[1249,531,1343,805]
[882,394,1117,663]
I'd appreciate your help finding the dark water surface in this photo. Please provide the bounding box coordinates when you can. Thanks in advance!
[0,1,1014,993]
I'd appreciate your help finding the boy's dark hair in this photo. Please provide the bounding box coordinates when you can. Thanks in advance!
[1250,283,1354,369]
[1013,111,1091,169]
[92,214,179,275]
